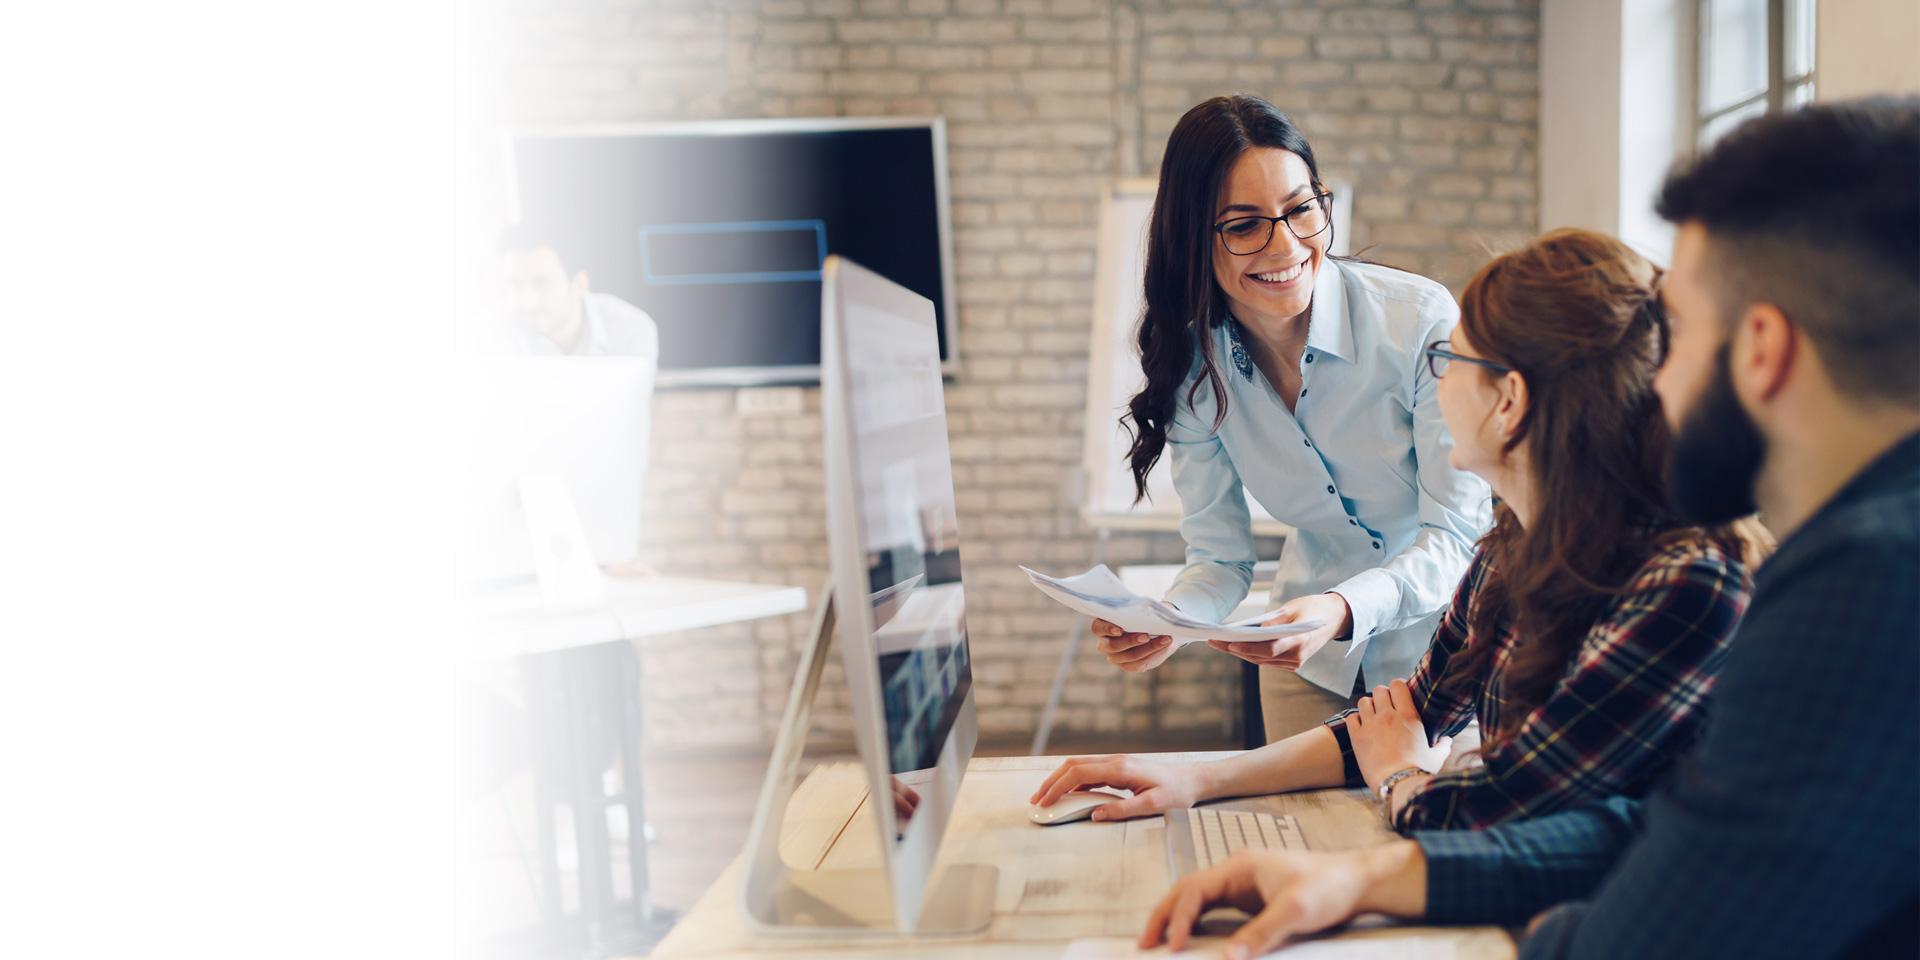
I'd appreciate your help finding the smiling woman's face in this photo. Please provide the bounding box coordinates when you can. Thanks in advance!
[1210,147,1329,331]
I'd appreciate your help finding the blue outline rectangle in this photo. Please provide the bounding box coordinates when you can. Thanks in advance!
[639,219,828,285]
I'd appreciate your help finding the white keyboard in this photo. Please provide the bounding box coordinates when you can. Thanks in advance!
[1186,807,1307,870]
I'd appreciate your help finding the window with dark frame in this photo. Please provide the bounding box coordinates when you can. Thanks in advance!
[1697,0,1817,148]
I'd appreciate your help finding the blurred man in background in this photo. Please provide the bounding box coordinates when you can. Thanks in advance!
[503,228,659,363]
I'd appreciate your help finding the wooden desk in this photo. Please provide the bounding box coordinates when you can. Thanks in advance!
[655,753,1515,959]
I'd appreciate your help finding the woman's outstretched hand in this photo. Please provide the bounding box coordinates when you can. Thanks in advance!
[1208,592,1353,670]
[1092,617,1178,673]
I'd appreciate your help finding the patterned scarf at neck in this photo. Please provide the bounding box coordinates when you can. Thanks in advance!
[1224,316,1255,383]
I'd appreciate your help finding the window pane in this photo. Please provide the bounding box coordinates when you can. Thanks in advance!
[1789,80,1816,108]
[1701,97,1768,147]
[1786,0,1818,80]
[1704,0,1769,112]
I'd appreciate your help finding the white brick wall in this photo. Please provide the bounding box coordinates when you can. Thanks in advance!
[496,0,1539,753]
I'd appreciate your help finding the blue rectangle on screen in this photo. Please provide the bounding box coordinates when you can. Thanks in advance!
[640,219,828,285]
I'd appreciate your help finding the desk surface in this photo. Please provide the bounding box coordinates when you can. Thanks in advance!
[463,575,809,660]
[655,752,1515,959]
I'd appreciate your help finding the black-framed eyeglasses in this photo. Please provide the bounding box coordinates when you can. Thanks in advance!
[1646,276,1671,368]
[1213,192,1334,256]
[1424,342,1513,379]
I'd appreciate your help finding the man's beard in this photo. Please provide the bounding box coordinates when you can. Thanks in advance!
[1667,344,1767,525]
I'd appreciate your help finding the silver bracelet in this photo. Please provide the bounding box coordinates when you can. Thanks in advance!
[1377,766,1426,827]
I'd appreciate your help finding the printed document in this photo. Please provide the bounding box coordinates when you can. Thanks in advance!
[1021,564,1323,645]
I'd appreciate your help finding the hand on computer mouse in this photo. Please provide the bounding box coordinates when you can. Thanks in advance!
[890,779,921,822]
[1027,754,1204,821]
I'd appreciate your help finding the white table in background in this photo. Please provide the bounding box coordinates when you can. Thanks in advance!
[463,575,809,661]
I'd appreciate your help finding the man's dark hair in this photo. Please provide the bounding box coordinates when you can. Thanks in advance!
[1656,96,1920,407]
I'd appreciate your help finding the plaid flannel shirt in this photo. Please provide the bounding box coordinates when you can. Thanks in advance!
[1325,527,1751,831]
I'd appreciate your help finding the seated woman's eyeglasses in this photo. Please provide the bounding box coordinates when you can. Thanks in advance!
[1424,342,1514,379]
[1213,192,1334,256]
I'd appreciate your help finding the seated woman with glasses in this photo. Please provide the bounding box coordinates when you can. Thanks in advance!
[1081,94,1494,745]
[1034,228,1763,832]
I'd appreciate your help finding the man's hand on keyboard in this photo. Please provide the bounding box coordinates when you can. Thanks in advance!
[1139,842,1430,960]
[1028,755,1203,821]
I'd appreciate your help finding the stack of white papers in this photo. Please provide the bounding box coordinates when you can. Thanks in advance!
[1021,564,1322,646]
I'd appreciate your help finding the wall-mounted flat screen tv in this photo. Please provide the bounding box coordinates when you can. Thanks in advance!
[506,118,957,387]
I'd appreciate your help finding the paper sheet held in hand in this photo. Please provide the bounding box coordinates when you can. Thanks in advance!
[1021,564,1323,645]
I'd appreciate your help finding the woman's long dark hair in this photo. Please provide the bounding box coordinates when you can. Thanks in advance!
[1440,229,1759,746]
[1124,95,1328,502]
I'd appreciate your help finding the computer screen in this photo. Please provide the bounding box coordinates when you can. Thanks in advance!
[506,118,957,388]
[842,300,972,778]
[820,254,978,929]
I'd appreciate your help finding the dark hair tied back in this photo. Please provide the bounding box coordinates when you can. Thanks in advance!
[1441,230,1748,746]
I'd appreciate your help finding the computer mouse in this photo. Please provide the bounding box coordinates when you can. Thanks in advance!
[1028,790,1118,826]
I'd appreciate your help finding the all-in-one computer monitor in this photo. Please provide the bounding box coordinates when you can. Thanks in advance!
[736,256,995,935]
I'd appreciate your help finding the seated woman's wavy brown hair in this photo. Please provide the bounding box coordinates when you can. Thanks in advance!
[1441,228,1769,746]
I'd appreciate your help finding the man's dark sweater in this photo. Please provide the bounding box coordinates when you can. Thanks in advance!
[1414,432,1920,960]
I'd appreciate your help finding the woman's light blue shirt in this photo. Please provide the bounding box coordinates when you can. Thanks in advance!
[1161,258,1493,695]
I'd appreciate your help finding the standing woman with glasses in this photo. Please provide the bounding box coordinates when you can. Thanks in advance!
[1072,95,1492,743]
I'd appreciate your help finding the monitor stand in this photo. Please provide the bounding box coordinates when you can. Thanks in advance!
[755,863,998,934]
[736,583,997,936]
